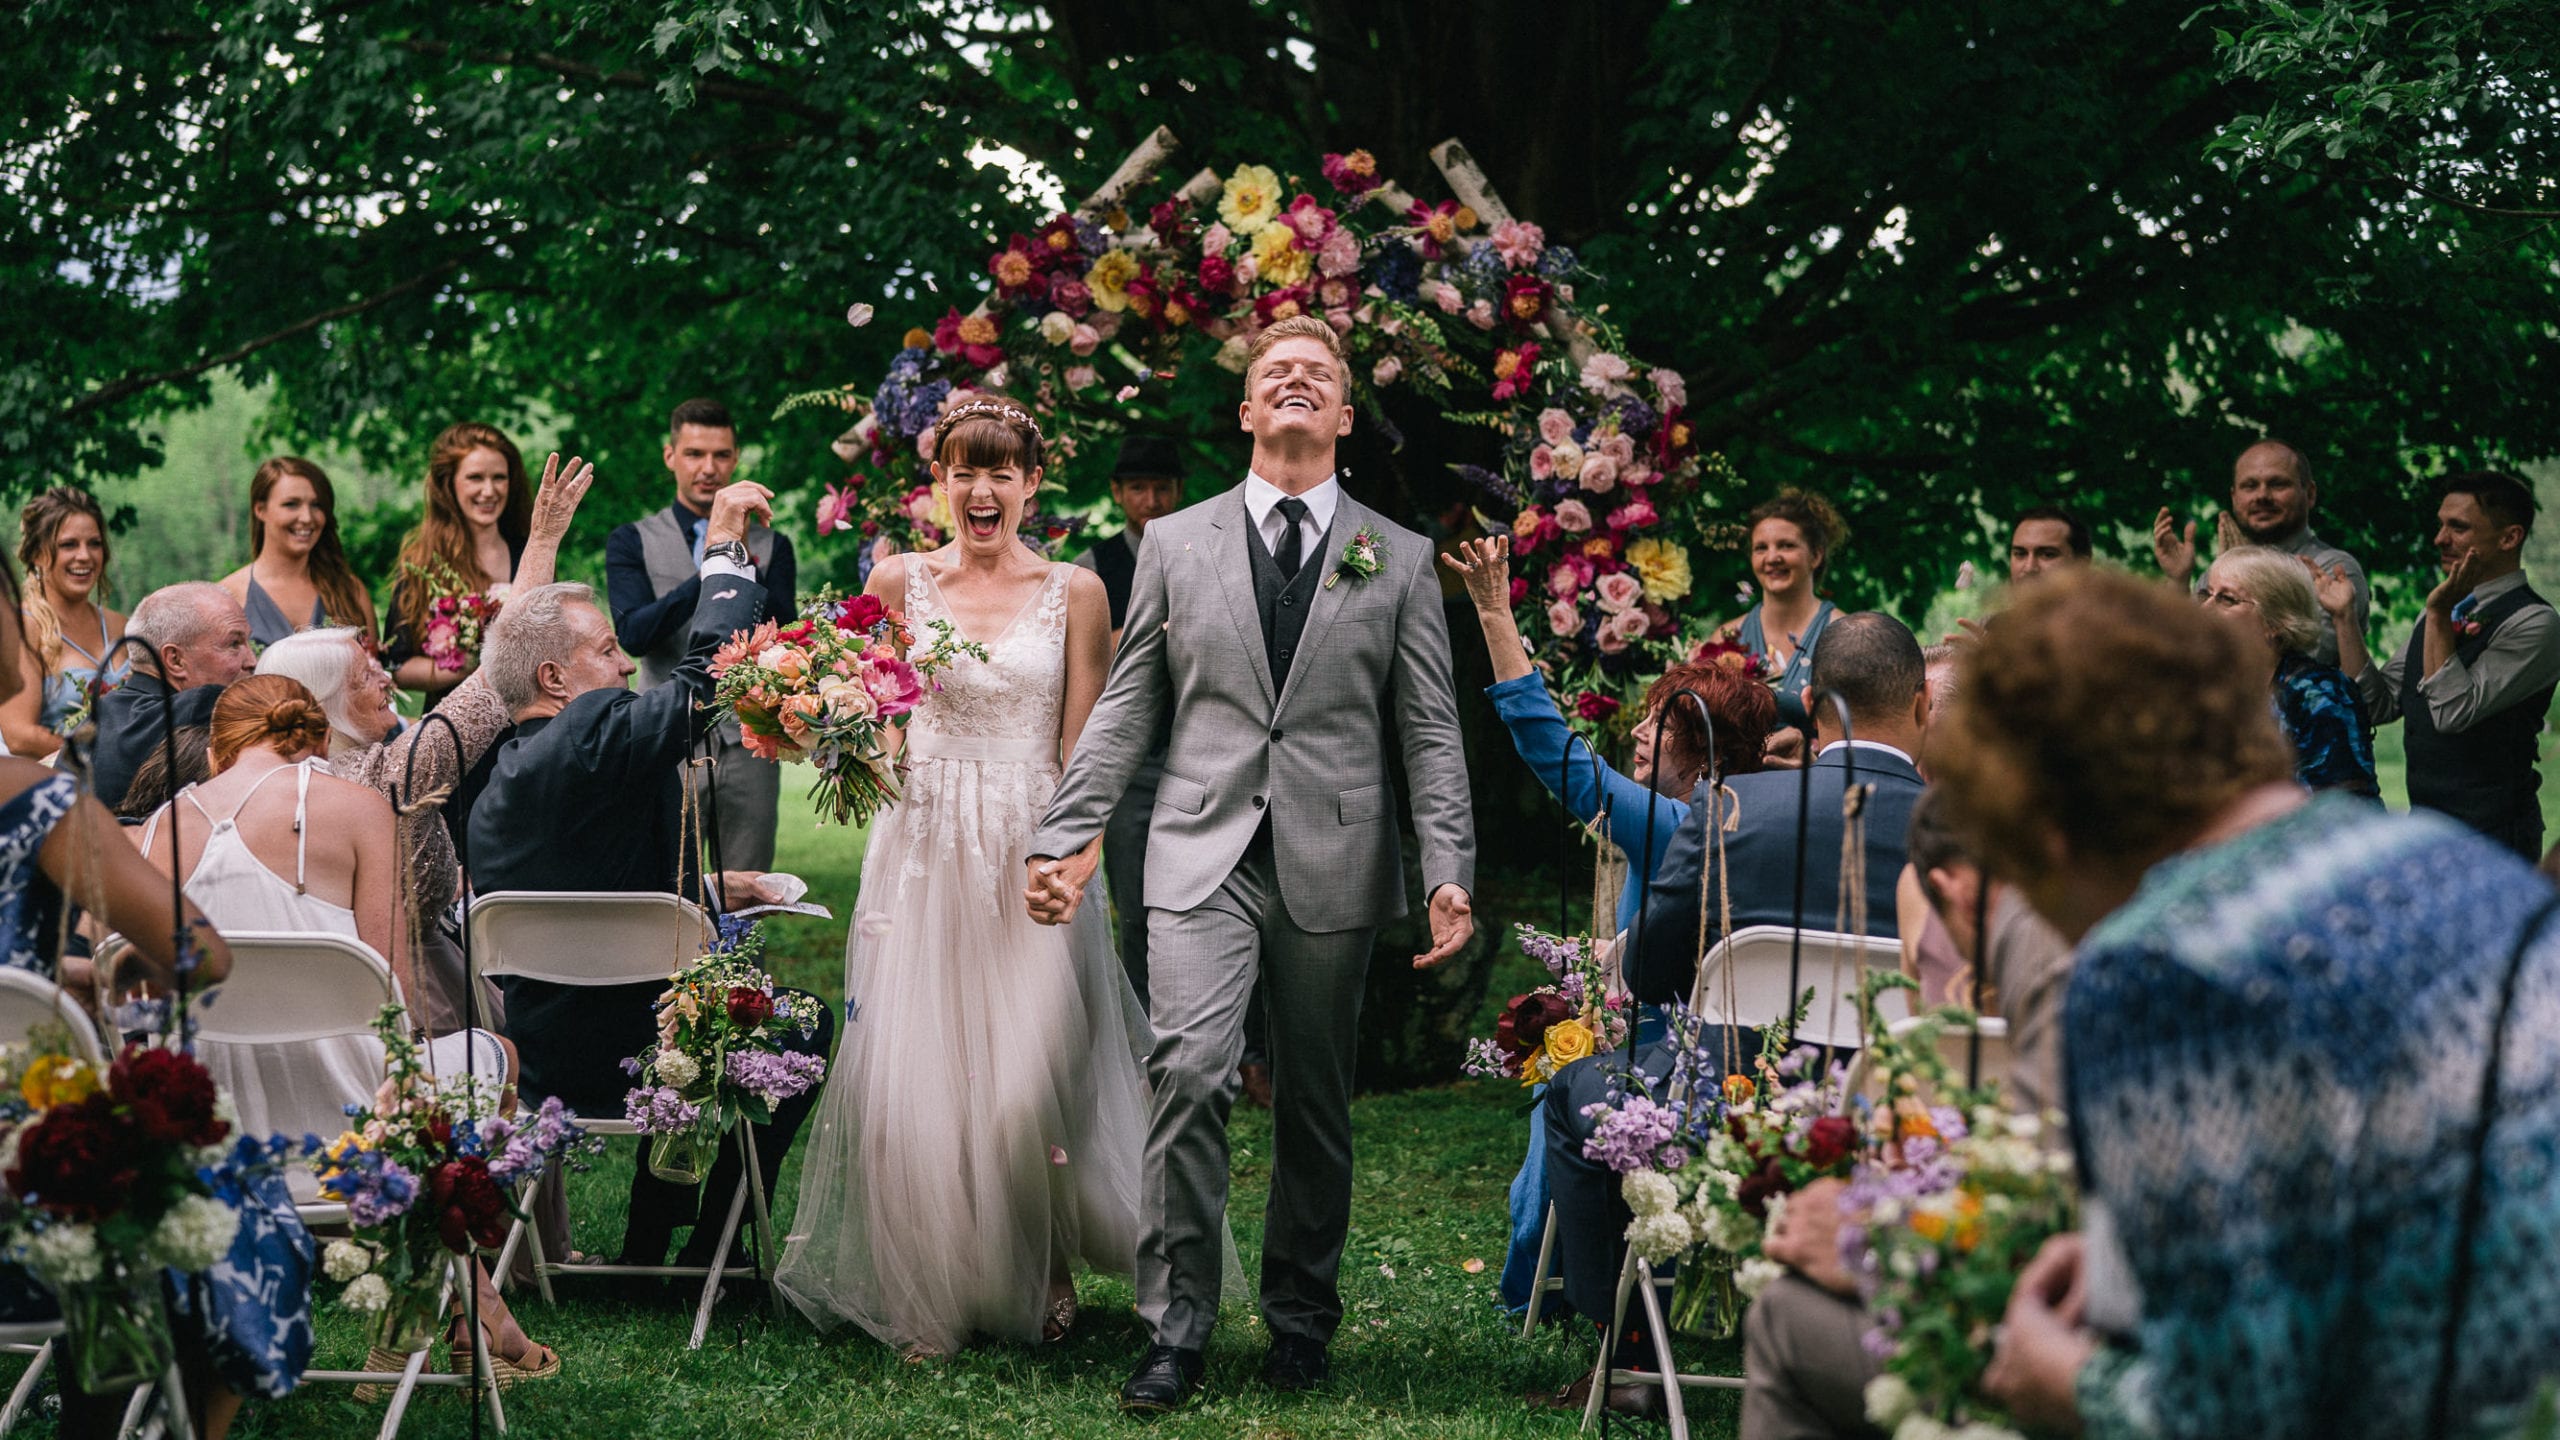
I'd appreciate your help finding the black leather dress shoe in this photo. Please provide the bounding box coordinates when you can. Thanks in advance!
[1119,1343,1204,1415]
[1262,1334,1330,1392]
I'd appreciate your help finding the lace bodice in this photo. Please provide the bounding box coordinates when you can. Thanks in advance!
[903,559,1070,749]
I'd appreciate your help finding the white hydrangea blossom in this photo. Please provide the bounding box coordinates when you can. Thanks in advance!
[322,1238,375,1283]
[341,1273,392,1313]
[1625,1210,1695,1264]
[655,1050,701,1090]
[147,1194,239,1273]
[25,1223,101,1286]
[1622,1170,1678,1217]
[1735,1256,1784,1299]
[1864,1373,1919,1427]
[1702,1202,1761,1254]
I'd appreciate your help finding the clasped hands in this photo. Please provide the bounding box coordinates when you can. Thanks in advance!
[1024,853,1475,969]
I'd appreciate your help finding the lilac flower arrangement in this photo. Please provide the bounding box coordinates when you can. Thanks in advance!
[622,922,824,1184]
[1460,924,1629,1085]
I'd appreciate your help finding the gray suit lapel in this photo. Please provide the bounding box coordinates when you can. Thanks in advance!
[1274,496,1364,719]
[1207,486,1277,710]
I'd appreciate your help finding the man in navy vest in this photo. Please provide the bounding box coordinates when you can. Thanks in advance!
[603,398,797,869]
[2331,470,2558,857]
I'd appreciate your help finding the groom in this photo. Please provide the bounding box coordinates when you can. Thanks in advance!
[1026,315,1476,1412]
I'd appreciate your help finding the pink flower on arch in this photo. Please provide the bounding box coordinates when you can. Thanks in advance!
[816,482,857,537]
[1491,219,1545,269]
[1537,408,1576,446]
[1282,194,1338,251]
[1555,498,1594,534]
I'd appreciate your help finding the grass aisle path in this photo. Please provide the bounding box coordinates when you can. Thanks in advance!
[202,816,1741,1438]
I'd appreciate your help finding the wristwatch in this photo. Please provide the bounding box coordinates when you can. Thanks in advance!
[702,538,752,569]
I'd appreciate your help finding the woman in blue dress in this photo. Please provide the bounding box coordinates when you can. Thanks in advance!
[1716,488,1848,741]
[0,557,308,1440]
[1445,535,1779,1315]
[0,487,130,759]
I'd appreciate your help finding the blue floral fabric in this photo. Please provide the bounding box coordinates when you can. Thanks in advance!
[0,771,314,1397]
[2067,794,2560,1440]
[2272,650,2378,796]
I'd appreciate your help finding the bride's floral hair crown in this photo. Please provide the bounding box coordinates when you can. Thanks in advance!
[932,396,1046,473]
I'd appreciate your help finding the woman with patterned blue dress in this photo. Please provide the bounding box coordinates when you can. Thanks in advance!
[0,556,305,1440]
[0,487,129,761]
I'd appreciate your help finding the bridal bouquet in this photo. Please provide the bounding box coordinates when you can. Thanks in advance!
[710,590,985,826]
[403,560,499,673]
[621,922,825,1186]
[316,1011,591,1349]
[0,1034,255,1389]
[1462,924,1630,1086]
[1838,996,2077,1440]
[1575,996,1864,1336]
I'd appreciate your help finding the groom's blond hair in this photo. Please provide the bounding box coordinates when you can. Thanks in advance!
[1245,315,1347,384]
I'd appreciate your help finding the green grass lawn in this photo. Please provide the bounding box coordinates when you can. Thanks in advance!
[82,818,1715,1439]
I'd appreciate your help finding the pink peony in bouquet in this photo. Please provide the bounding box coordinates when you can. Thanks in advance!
[709,591,984,826]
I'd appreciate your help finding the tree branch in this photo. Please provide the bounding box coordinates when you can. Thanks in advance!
[391,39,838,124]
[2391,170,2560,220]
[65,260,462,417]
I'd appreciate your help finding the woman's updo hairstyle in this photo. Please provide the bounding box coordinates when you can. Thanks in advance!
[931,397,1046,474]
[1745,487,1850,585]
[208,675,334,772]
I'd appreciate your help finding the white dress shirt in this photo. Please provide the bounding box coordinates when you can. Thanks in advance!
[1243,471,1340,562]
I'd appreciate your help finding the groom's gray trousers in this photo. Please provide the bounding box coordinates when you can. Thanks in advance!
[1141,827,1369,1349]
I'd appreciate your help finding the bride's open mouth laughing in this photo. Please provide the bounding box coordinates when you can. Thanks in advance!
[966,503,1005,539]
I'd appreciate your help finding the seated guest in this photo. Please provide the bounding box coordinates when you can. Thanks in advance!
[2331,469,2558,856]
[470,478,832,1274]
[134,676,552,1384]
[2200,545,2378,796]
[252,453,588,1034]
[90,582,255,809]
[1915,569,2560,1440]
[1536,613,1927,1415]
[113,723,211,822]
[1447,533,1778,1317]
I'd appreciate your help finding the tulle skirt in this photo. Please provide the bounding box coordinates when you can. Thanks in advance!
[775,751,1152,1353]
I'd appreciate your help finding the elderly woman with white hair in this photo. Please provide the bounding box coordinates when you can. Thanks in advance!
[252,456,593,1032]
[2199,544,2379,796]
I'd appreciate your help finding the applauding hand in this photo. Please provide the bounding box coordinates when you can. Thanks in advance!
[1414,884,1474,969]
[2306,557,2357,618]
[2150,508,2199,586]
[2428,546,2487,616]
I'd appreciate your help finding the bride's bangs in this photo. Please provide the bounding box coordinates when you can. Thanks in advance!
[937,414,1042,474]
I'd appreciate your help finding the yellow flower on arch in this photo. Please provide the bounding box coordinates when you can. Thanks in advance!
[1250,223,1313,289]
[1085,249,1141,313]
[1626,537,1693,604]
[1220,163,1284,235]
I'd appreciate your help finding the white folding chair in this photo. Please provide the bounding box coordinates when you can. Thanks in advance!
[0,968,194,1440]
[467,891,780,1350]
[1569,926,1910,1436]
[192,932,510,1438]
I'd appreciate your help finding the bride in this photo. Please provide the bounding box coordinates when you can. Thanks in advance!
[776,397,1149,1355]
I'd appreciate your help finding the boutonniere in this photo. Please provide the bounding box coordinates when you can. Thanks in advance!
[2454,616,2484,639]
[1327,526,1389,589]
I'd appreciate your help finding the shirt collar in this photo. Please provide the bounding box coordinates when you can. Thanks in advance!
[1243,471,1341,535]
[2468,570,2529,606]
[1817,738,1917,769]
[671,499,709,531]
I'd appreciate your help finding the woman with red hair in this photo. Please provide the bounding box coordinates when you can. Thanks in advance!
[218,458,376,647]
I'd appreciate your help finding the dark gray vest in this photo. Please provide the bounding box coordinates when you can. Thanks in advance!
[630,507,774,693]
[1245,515,1326,693]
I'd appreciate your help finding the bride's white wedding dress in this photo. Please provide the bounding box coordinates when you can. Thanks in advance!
[776,560,1151,1353]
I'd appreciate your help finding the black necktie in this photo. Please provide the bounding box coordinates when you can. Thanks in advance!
[1273,497,1310,579]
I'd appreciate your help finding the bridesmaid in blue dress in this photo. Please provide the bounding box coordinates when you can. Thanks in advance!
[218,458,375,649]
[0,558,308,1440]
[1718,488,1848,740]
[0,488,129,760]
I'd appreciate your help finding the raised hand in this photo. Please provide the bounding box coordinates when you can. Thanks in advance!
[708,480,776,548]
[2428,546,2486,615]
[2150,507,2199,585]
[2306,557,2356,618]
[529,452,596,542]
[1414,884,1474,969]
[1438,535,1514,613]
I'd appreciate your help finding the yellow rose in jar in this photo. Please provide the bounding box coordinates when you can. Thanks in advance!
[18,1055,96,1109]
[1542,1017,1596,1068]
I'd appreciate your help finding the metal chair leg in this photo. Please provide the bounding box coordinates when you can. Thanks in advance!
[687,1163,753,1351]
[1523,1203,1561,1338]
[1,1341,52,1434]
[1635,1259,1690,1440]
[741,1125,783,1320]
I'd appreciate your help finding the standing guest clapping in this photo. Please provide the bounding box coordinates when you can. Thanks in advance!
[2328,470,2559,857]
[2153,437,2370,667]
[603,399,795,870]
[1,486,127,758]
[1715,488,1848,748]
[384,423,533,699]
[2199,546,2379,796]
[219,457,376,647]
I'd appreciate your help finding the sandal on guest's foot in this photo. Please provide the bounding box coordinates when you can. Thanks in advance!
[352,1346,421,1403]
[445,1314,562,1390]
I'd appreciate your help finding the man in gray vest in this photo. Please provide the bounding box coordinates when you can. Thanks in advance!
[603,397,796,869]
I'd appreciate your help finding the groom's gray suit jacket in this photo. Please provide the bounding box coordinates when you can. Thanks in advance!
[1030,483,1474,930]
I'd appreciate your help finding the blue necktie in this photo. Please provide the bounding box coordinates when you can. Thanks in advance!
[688,514,708,565]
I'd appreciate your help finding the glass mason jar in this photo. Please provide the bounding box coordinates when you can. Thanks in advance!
[59,1257,175,1394]
[649,1126,714,1186]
